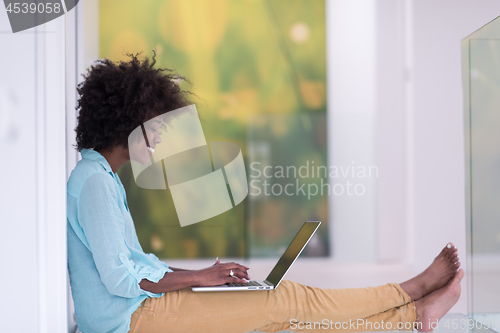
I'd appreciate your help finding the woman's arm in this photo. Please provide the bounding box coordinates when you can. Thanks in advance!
[139,262,250,294]
[167,257,231,271]
[168,267,190,272]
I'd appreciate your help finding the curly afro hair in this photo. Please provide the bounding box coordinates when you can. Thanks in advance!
[75,52,191,151]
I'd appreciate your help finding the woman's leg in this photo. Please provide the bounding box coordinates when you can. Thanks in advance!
[129,244,460,333]
[129,280,414,333]
[249,266,464,333]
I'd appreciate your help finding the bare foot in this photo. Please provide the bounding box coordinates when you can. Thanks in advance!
[400,243,460,300]
[414,269,464,332]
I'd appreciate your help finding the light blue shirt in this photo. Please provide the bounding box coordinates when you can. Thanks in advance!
[67,149,173,333]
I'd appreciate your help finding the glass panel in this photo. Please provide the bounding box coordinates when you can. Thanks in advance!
[470,39,500,315]
[463,16,500,330]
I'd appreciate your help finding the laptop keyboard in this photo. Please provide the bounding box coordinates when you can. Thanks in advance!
[228,281,264,287]
[228,281,261,287]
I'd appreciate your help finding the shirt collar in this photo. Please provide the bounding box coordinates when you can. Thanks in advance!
[81,148,114,174]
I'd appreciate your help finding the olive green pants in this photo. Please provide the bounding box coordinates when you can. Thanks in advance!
[129,280,417,333]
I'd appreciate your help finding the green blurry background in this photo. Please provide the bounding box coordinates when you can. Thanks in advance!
[100,0,328,259]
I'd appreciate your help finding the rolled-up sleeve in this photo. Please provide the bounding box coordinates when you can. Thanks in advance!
[78,172,172,298]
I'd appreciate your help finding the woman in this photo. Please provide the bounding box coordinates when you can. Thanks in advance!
[67,54,463,333]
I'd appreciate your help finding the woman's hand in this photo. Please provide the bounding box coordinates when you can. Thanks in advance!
[194,261,251,286]
[139,259,251,293]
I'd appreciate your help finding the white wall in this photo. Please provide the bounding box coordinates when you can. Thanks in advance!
[0,11,39,332]
[66,1,100,330]
[327,0,378,263]
[410,0,500,313]
[324,0,500,315]
[375,0,407,264]
[0,7,67,333]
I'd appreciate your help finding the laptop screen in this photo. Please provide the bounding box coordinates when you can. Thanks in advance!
[265,221,321,286]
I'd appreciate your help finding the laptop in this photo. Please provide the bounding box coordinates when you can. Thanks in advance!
[191,221,321,292]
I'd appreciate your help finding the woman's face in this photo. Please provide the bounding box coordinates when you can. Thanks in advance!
[129,118,164,165]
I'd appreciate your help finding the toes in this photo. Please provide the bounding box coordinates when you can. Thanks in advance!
[455,268,464,281]
[438,243,459,262]
[445,243,457,257]
[440,243,454,257]
[438,245,449,257]
[453,261,461,270]
[445,243,453,253]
